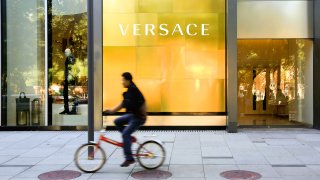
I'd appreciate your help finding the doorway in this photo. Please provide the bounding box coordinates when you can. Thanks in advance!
[237,39,313,126]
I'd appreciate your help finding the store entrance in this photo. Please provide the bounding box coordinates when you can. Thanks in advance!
[237,39,313,126]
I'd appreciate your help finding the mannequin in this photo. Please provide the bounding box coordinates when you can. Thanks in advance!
[60,48,76,114]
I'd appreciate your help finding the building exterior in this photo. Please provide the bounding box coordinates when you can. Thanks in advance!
[0,0,319,132]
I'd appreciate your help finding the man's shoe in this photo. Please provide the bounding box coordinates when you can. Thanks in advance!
[120,159,135,167]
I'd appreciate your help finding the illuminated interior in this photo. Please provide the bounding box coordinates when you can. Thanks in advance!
[238,39,313,126]
[102,0,226,118]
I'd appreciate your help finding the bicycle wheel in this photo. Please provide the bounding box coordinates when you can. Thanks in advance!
[74,143,106,173]
[136,140,166,169]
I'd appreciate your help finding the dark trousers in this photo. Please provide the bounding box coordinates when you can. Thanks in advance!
[114,114,144,161]
[63,79,69,112]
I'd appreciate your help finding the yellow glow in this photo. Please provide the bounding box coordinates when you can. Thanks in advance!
[103,0,226,112]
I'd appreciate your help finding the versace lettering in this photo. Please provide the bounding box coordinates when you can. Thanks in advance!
[119,23,210,36]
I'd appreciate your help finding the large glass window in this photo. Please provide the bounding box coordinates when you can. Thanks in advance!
[48,0,88,126]
[102,0,226,115]
[238,39,313,126]
[1,0,46,126]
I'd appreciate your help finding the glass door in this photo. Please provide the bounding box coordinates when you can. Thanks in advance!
[238,39,313,126]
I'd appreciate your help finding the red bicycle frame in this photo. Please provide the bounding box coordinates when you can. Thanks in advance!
[93,134,151,157]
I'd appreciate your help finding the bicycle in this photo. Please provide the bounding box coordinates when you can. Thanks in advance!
[74,130,166,173]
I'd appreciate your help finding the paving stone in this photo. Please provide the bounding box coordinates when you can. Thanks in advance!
[273,166,316,176]
[204,164,238,178]
[238,165,280,178]
[169,165,204,178]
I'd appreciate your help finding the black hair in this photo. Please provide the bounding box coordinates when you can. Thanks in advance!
[122,72,133,82]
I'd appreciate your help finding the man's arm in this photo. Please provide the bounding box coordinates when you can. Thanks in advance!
[104,102,123,114]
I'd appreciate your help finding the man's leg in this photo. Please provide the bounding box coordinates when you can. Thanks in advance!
[122,117,142,162]
[114,114,131,132]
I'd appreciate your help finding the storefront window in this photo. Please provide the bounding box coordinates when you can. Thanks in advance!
[238,39,313,126]
[49,0,88,126]
[1,0,46,126]
[102,0,226,116]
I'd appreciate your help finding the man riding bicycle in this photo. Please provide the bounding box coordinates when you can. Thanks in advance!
[104,72,147,167]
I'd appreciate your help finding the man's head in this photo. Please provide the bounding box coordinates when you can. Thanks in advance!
[122,72,133,88]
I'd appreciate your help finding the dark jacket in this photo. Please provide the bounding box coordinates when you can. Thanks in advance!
[122,83,147,121]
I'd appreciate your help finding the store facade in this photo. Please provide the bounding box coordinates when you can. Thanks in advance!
[0,0,319,131]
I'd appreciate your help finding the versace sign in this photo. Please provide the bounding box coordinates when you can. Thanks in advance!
[119,24,210,36]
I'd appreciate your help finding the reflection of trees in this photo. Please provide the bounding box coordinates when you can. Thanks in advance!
[4,0,45,94]
[50,7,88,91]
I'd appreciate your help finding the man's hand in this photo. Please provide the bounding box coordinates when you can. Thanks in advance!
[103,109,114,114]
[104,102,123,115]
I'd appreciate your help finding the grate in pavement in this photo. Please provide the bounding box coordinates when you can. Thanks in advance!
[220,170,262,180]
[38,170,81,180]
[131,170,172,179]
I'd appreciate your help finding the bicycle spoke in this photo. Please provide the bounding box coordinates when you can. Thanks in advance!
[75,144,106,173]
[137,141,165,169]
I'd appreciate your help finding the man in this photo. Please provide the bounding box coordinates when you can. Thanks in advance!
[104,72,147,167]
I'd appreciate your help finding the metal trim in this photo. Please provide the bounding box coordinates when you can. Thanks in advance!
[87,0,94,143]
[0,125,227,131]
[44,0,48,126]
[226,0,238,133]
[93,0,103,130]
[0,0,2,126]
[103,112,227,116]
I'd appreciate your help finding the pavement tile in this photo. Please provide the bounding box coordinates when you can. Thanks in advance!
[20,148,59,158]
[90,178,126,180]
[204,165,238,178]
[283,176,320,180]
[202,158,236,165]
[169,165,204,178]
[0,155,16,164]
[0,176,13,180]
[170,155,202,164]
[201,147,232,157]
[15,169,47,178]
[168,178,206,180]
[265,139,302,146]
[28,164,66,171]
[295,155,320,165]
[4,157,43,166]
[273,166,316,176]
[307,165,320,175]
[234,154,269,164]
[238,165,280,178]
[265,156,303,165]
[0,167,29,176]
[89,164,133,179]
[10,178,39,180]
[296,134,320,142]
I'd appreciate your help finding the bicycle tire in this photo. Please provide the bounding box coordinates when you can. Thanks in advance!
[74,143,106,173]
[136,140,166,169]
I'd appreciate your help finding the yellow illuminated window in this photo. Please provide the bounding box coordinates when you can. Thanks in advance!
[103,0,226,112]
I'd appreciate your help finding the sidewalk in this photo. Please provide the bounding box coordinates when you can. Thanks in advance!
[0,128,320,180]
